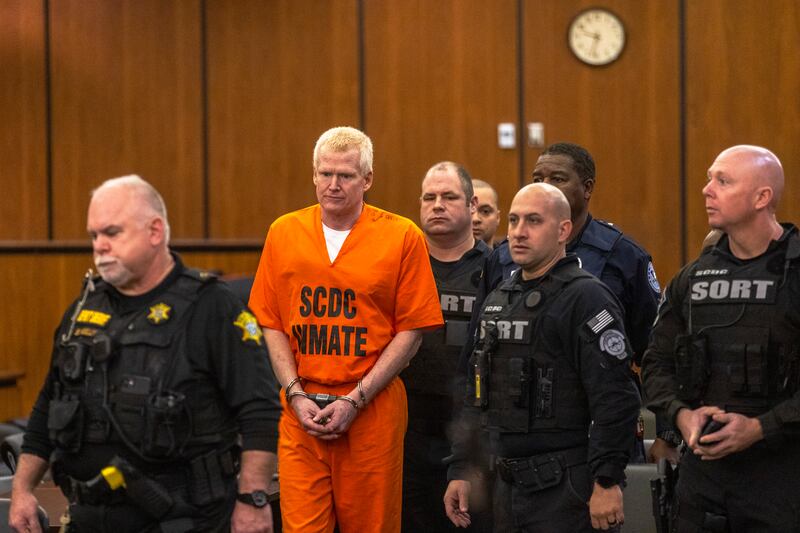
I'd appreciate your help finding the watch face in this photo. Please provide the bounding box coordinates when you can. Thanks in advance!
[251,490,269,507]
[568,8,626,66]
[239,490,269,508]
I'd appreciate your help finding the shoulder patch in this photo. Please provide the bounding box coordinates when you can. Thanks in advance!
[147,302,171,325]
[586,309,615,334]
[234,310,263,346]
[599,329,627,359]
[647,261,660,293]
[183,268,218,284]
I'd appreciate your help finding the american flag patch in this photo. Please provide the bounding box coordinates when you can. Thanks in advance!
[586,309,614,334]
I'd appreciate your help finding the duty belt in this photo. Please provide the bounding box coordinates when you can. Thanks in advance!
[54,448,238,509]
[495,445,588,488]
[59,474,127,506]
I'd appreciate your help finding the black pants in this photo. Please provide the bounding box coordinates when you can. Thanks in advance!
[675,445,800,533]
[402,428,493,533]
[492,462,621,533]
[65,478,237,533]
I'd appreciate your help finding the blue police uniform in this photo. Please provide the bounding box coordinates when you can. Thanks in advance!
[566,215,661,362]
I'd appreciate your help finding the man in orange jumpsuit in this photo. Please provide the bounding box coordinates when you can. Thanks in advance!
[249,126,444,533]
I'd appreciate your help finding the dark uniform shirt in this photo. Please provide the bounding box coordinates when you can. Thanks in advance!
[461,215,664,443]
[22,254,281,480]
[400,239,492,533]
[468,215,659,365]
[451,255,640,485]
[642,225,800,446]
[403,239,491,430]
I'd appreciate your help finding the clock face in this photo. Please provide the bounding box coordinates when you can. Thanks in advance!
[568,8,626,66]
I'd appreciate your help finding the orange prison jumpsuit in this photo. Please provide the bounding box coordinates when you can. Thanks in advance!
[250,203,443,533]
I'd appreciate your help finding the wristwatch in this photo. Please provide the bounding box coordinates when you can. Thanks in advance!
[237,490,269,508]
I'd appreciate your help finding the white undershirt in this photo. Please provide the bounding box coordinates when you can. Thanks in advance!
[322,223,351,262]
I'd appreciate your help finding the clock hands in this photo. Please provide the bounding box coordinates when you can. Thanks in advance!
[569,9,625,65]
[578,28,600,41]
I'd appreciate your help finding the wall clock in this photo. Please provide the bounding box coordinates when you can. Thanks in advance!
[568,8,626,66]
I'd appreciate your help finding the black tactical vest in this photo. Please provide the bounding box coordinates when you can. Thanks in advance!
[469,259,593,434]
[49,268,231,461]
[677,230,800,416]
[403,251,485,396]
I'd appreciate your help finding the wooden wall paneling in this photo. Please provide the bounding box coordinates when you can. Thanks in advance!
[0,0,48,240]
[0,254,93,420]
[685,0,800,260]
[205,0,360,239]
[363,0,520,225]
[49,0,204,240]
[524,0,682,282]
[0,388,22,424]
[180,250,261,278]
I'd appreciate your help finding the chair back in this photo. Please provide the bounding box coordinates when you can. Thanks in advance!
[623,463,659,533]
[1,434,22,474]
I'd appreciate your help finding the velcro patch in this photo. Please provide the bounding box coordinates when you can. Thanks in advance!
[599,329,627,359]
[586,309,614,334]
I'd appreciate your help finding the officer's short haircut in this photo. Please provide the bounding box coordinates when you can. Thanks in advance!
[314,126,374,176]
[427,161,474,206]
[542,142,596,184]
[93,175,171,244]
[472,179,498,205]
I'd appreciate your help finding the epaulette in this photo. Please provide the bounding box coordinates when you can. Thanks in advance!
[182,268,218,286]
[582,219,623,252]
[547,255,593,284]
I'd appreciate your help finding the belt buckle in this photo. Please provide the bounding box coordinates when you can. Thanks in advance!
[533,455,562,484]
[495,458,512,482]
[497,457,530,485]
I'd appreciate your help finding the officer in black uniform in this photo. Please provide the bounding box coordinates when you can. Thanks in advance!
[401,162,491,532]
[643,145,800,532]
[463,143,676,463]
[9,175,281,533]
[445,183,640,532]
